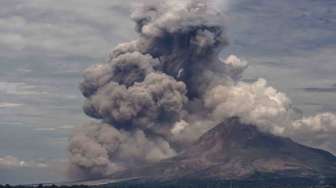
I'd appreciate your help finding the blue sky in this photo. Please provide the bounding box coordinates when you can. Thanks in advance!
[0,0,335,184]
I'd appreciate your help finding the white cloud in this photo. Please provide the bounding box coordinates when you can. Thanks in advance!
[0,155,48,169]
[0,156,23,168]
[0,82,48,96]
[34,127,57,132]
[0,102,23,108]
[284,113,336,155]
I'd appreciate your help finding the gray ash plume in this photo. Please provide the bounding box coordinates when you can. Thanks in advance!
[69,0,336,178]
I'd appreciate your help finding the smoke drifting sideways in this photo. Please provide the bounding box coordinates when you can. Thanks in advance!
[69,0,336,177]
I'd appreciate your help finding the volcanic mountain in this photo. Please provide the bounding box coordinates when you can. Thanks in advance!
[113,117,336,183]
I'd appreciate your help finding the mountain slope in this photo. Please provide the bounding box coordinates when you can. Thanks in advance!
[115,117,336,181]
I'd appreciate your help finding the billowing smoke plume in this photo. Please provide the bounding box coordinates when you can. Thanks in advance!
[69,122,175,176]
[205,79,293,134]
[69,0,336,177]
[70,0,230,176]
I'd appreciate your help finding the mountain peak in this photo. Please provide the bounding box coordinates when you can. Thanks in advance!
[187,117,294,159]
[113,117,336,182]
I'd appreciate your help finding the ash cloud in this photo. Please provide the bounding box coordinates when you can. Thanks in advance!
[69,0,336,177]
[83,72,187,129]
[204,78,294,134]
[69,122,175,176]
[70,0,230,176]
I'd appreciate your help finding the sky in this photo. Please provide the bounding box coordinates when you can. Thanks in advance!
[0,0,335,185]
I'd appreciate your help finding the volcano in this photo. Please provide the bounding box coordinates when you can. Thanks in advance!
[111,117,336,186]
